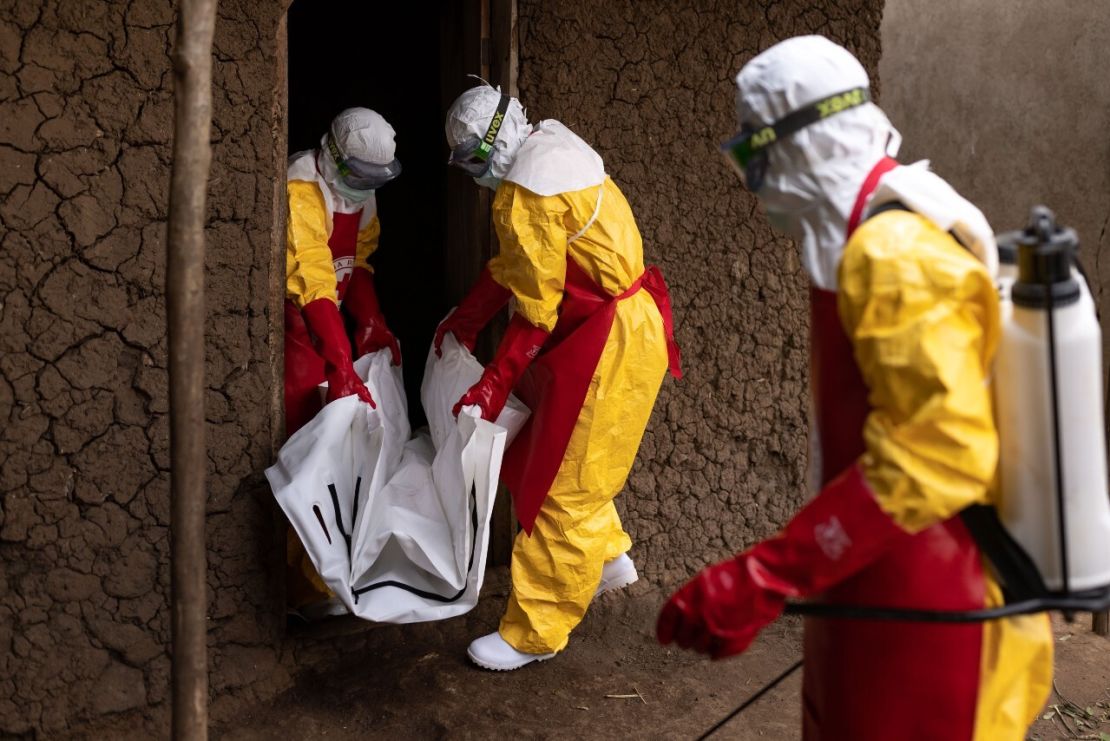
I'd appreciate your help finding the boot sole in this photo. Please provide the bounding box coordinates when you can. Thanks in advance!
[467,647,555,672]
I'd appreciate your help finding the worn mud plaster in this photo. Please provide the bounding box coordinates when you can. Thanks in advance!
[516,0,883,588]
[881,0,1110,370]
[0,0,291,735]
[0,0,881,734]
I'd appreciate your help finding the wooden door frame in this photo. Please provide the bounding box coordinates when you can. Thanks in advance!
[442,0,519,566]
[269,1,520,623]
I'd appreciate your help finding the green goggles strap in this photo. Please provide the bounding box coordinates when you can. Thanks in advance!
[326,133,352,176]
[735,87,872,163]
[474,94,512,162]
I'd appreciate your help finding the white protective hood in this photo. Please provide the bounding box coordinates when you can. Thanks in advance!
[504,120,606,196]
[445,84,533,182]
[735,35,901,291]
[736,35,998,288]
[330,107,397,165]
[315,107,398,205]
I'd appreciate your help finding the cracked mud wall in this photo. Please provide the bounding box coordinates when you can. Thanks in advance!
[515,1,884,588]
[0,0,290,734]
[0,0,885,734]
[881,1,1110,362]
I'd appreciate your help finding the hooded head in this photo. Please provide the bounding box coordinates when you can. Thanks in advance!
[317,107,401,205]
[445,83,532,190]
[732,35,901,289]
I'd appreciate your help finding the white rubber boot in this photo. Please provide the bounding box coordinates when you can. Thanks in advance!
[290,596,349,623]
[467,631,555,671]
[595,553,639,596]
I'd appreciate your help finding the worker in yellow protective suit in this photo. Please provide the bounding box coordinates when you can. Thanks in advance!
[438,84,682,670]
[658,36,1052,739]
[285,107,402,615]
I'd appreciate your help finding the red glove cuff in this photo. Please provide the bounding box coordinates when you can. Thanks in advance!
[658,463,907,659]
[343,266,382,320]
[301,298,350,368]
[454,313,549,421]
[753,463,907,596]
[342,268,400,364]
[301,298,374,407]
[436,266,512,354]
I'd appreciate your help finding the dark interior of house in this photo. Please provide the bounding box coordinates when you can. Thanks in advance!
[288,0,453,426]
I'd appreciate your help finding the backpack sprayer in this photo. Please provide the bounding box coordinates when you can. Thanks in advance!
[703,206,1110,739]
[790,205,1110,624]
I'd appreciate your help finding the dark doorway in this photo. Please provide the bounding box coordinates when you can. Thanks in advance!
[283,0,516,569]
[288,0,452,424]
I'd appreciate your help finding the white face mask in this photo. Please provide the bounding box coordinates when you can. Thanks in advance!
[332,181,374,204]
[473,173,502,191]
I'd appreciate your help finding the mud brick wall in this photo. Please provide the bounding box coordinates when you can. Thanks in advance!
[0,0,289,734]
[881,0,1110,366]
[516,0,884,588]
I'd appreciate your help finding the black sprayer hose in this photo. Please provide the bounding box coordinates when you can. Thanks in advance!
[696,659,804,741]
[703,589,1110,739]
[1044,263,1071,598]
[784,590,1110,622]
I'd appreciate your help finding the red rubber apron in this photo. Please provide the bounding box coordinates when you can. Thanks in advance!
[330,209,360,303]
[802,157,987,740]
[283,208,362,436]
[500,257,682,534]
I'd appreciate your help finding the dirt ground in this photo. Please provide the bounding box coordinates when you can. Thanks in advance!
[209,568,1110,741]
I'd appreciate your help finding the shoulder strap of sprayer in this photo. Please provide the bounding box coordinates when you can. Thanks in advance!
[865,200,970,249]
[958,504,1048,603]
[864,200,910,220]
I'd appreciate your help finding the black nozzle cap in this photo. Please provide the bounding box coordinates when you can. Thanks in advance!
[1001,206,1080,308]
[996,241,1018,266]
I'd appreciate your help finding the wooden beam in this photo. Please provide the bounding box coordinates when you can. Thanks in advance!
[490,0,518,97]
[486,0,518,566]
[441,0,519,566]
[269,6,290,626]
[440,0,490,308]
[166,0,218,738]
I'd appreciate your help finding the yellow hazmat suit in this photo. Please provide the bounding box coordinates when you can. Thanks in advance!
[489,177,669,654]
[285,176,381,310]
[284,153,383,609]
[834,209,1053,740]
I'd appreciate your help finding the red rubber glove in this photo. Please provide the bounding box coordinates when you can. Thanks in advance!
[343,267,401,365]
[657,464,907,659]
[301,298,376,408]
[435,266,512,356]
[453,313,549,421]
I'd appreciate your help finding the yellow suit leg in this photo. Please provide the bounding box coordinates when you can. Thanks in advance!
[500,294,667,654]
[286,526,333,609]
[973,576,1054,740]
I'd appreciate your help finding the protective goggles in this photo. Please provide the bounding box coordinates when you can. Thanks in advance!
[720,87,872,191]
[447,94,511,177]
[325,132,402,191]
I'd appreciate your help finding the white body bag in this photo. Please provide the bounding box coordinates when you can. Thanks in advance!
[265,334,528,623]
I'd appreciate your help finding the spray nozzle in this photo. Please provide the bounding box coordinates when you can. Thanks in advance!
[1000,205,1080,308]
[1030,206,1057,244]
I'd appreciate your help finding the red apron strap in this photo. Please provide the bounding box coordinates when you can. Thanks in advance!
[635,265,683,379]
[329,210,362,302]
[846,156,899,237]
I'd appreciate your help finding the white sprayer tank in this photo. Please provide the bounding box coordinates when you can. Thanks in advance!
[994,208,1110,591]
